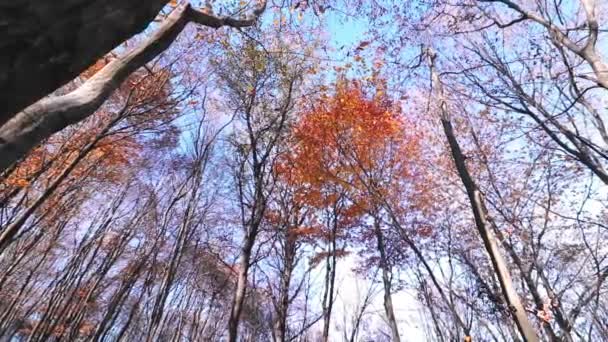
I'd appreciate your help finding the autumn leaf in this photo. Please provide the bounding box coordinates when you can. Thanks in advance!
[355,41,371,51]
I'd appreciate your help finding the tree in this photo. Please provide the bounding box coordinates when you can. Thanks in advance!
[212,33,308,341]
[0,65,180,254]
[0,0,268,172]
[427,48,539,341]
[0,0,167,122]
[262,167,314,342]
[283,80,431,341]
[3,1,608,341]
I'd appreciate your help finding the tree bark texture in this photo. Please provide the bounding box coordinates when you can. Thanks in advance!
[0,0,168,124]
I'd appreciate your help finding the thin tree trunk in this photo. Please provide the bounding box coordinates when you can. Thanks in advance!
[274,239,296,342]
[228,236,255,342]
[372,214,400,342]
[0,123,109,253]
[321,212,338,342]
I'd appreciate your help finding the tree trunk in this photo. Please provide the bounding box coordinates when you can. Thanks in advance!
[0,0,168,123]
[0,3,189,173]
[321,213,338,342]
[228,237,255,342]
[274,239,296,342]
[0,1,266,173]
[426,48,539,342]
[372,214,401,342]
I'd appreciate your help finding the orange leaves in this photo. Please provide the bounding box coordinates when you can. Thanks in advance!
[537,308,552,323]
[416,225,434,238]
[290,225,323,239]
[80,56,113,80]
[536,298,558,324]
[13,178,30,187]
[1,147,44,189]
[292,226,318,236]
[129,69,172,106]
[272,80,433,251]
[95,134,140,165]
[281,81,422,208]
[55,125,139,184]
[1,115,140,199]
[355,41,371,52]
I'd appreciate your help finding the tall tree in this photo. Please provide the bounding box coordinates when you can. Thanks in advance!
[213,34,308,341]
[427,48,539,342]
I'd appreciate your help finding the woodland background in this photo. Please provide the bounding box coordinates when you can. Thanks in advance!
[0,0,607,341]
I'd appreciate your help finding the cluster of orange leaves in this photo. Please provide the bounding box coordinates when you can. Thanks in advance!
[276,81,424,212]
[50,121,140,184]
[80,56,113,80]
[1,114,139,199]
[2,66,176,195]
[2,147,45,188]
[268,81,437,244]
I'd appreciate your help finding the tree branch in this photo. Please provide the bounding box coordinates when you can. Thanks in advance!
[0,1,267,173]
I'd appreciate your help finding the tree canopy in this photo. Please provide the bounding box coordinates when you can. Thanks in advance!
[1,1,608,341]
